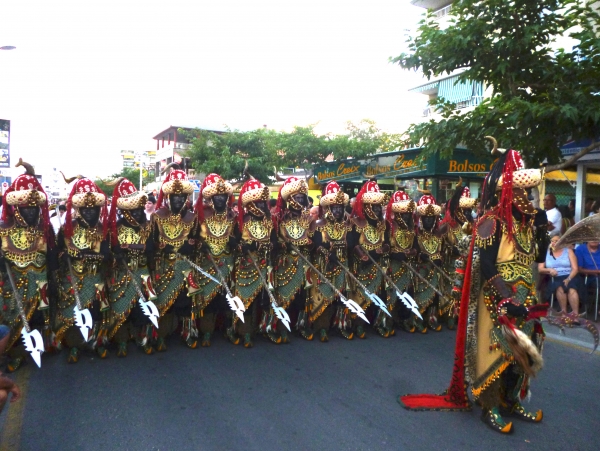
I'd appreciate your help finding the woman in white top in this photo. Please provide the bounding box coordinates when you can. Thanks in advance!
[538,234,580,319]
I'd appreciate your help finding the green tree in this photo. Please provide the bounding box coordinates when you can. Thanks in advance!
[183,127,279,183]
[391,0,600,169]
[95,167,155,196]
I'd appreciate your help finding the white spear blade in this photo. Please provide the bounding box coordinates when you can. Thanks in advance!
[340,297,370,324]
[272,305,291,332]
[73,305,93,341]
[22,328,44,368]
[138,297,160,329]
[226,294,246,323]
[397,291,422,320]
[369,293,391,317]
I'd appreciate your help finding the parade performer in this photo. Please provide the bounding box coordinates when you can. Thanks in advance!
[413,190,445,333]
[272,176,315,343]
[440,180,476,329]
[107,178,157,356]
[55,174,110,363]
[347,180,389,338]
[311,181,352,342]
[152,164,199,350]
[400,140,549,435]
[193,173,236,347]
[386,189,419,333]
[234,178,276,347]
[0,160,55,371]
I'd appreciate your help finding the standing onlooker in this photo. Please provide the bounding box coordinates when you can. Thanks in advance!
[575,241,600,314]
[558,205,574,234]
[543,193,562,237]
[585,198,594,217]
[50,204,67,235]
[145,195,156,221]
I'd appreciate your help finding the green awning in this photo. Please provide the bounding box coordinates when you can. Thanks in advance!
[409,80,440,93]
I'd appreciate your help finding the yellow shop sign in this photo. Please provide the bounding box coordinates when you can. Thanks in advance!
[448,159,491,173]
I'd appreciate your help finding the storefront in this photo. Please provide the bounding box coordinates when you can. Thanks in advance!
[314,147,493,203]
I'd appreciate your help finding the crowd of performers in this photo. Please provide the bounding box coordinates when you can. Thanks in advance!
[0,140,595,434]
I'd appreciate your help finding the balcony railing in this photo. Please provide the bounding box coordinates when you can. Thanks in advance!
[422,96,483,117]
[434,4,452,18]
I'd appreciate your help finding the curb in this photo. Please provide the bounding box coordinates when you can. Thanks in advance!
[544,330,599,355]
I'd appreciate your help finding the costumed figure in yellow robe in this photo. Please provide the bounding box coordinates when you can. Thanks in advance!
[0,160,55,371]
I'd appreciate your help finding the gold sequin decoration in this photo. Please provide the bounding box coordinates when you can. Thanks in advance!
[206,213,230,237]
[118,226,141,245]
[247,219,270,241]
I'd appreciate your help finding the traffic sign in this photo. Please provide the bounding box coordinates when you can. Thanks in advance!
[1,181,8,194]
[190,179,201,192]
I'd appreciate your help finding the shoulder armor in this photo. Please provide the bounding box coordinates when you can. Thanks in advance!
[182,210,196,224]
[315,218,327,228]
[0,217,15,230]
[476,216,497,240]
[350,216,367,229]
[154,207,170,219]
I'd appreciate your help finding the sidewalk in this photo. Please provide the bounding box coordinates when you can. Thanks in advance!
[543,319,599,354]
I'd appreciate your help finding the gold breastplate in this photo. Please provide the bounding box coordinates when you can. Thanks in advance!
[206,213,231,238]
[393,228,414,251]
[246,218,271,242]
[419,232,441,256]
[323,221,347,242]
[69,224,102,256]
[157,214,193,247]
[118,225,142,245]
[282,216,312,246]
[359,221,385,251]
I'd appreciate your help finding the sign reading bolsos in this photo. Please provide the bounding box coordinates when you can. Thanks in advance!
[0,119,10,169]
[314,148,492,183]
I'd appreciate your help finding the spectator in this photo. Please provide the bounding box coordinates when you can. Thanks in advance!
[543,193,562,237]
[308,196,314,208]
[269,198,277,215]
[558,205,574,234]
[539,235,580,317]
[145,195,156,220]
[575,240,600,314]
[585,198,594,216]
[50,204,67,235]
[0,325,21,413]
[568,199,575,217]
[589,198,600,217]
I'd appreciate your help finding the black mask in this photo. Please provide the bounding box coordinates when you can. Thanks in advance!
[400,212,414,229]
[421,216,436,231]
[253,200,270,217]
[169,194,188,214]
[79,207,100,227]
[18,206,40,227]
[331,204,344,221]
[291,193,308,209]
[126,207,146,225]
[212,194,229,213]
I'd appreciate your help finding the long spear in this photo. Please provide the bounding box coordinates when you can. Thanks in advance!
[124,266,160,329]
[3,258,44,367]
[401,261,452,307]
[363,252,423,320]
[337,262,391,317]
[66,256,94,341]
[290,245,369,323]
[204,253,245,322]
[247,252,291,331]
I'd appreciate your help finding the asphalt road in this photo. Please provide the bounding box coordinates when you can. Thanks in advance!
[0,325,598,451]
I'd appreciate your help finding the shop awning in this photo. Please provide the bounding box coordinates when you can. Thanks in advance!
[545,170,600,185]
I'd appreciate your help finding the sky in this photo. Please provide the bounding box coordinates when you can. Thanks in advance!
[0,0,427,182]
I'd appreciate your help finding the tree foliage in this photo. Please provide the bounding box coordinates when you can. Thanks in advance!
[183,120,405,182]
[391,0,600,166]
[94,167,155,197]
